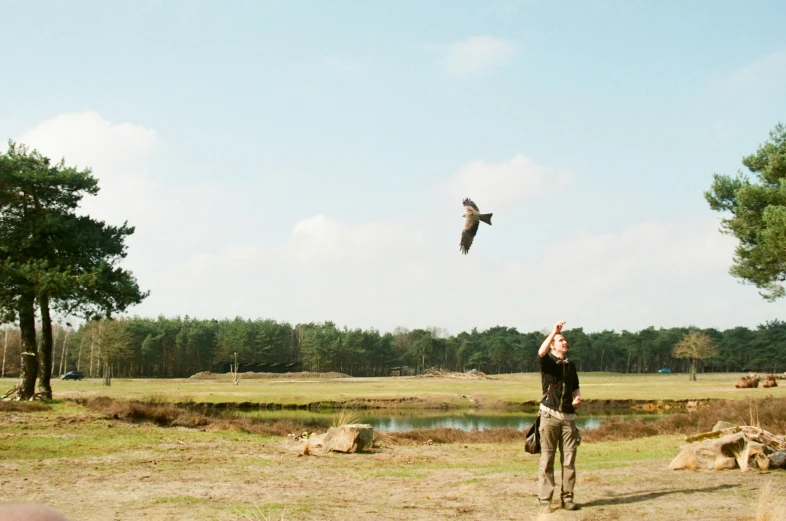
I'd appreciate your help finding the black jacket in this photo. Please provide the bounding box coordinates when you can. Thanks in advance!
[539,351,580,414]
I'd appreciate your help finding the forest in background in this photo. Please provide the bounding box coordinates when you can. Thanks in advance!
[1,316,785,379]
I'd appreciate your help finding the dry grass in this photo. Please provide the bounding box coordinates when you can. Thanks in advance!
[756,480,785,521]
[78,396,326,437]
[390,426,527,445]
[235,502,287,521]
[372,430,399,448]
[582,396,786,443]
[330,406,364,428]
[0,400,51,412]
[73,396,786,447]
[2,397,785,521]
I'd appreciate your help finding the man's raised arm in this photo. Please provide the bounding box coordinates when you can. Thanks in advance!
[538,321,565,357]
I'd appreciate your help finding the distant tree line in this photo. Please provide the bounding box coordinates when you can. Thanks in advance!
[2,318,784,379]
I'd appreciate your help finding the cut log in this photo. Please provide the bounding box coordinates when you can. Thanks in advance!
[714,456,737,471]
[685,426,740,443]
[323,424,374,453]
[740,426,786,451]
[672,424,786,472]
[712,421,737,431]
[299,433,326,456]
[670,432,746,470]
[741,441,772,471]
[768,450,786,469]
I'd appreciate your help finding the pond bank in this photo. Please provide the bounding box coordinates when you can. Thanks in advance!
[166,397,714,412]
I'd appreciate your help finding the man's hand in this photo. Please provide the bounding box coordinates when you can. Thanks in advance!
[554,321,566,335]
[572,396,581,407]
[539,320,567,357]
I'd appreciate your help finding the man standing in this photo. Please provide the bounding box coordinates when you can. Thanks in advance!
[537,320,581,514]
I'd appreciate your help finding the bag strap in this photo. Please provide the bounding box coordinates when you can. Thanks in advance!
[540,380,563,402]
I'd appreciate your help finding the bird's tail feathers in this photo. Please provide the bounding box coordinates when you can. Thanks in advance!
[479,213,492,225]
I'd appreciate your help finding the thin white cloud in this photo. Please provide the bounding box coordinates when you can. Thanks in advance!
[444,36,513,76]
[724,50,786,91]
[16,111,159,176]
[442,154,573,205]
[15,111,160,226]
[285,214,424,265]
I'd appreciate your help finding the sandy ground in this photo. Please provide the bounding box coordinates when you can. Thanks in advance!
[1,407,785,521]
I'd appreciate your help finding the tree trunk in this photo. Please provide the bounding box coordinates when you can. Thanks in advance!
[77,337,84,372]
[14,292,38,400]
[103,361,111,386]
[89,328,96,377]
[37,294,54,399]
[58,330,70,376]
[1,327,8,378]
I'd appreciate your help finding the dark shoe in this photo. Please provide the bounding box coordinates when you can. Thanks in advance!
[562,500,578,511]
[539,502,551,514]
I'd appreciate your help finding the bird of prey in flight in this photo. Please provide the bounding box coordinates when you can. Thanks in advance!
[460,198,492,254]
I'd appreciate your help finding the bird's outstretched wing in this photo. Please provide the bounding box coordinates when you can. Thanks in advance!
[460,220,479,254]
[463,198,479,211]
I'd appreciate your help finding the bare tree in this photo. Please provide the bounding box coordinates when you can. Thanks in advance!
[230,352,240,385]
[84,319,131,386]
[57,327,71,376]
[672,331,718,381]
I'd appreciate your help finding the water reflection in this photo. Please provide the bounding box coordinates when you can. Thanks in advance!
[243,408,666,433]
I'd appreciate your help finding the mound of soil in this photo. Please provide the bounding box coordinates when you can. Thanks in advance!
[189,371,350,380]
[418,368,493,380]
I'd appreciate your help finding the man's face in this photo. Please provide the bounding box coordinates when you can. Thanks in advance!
[552,334,569,358]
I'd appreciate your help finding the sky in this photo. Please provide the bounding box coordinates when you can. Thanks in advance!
[1,0,786,336]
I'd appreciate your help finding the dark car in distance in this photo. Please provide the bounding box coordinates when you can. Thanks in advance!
[60,371,84,380]
[657,368,672,374]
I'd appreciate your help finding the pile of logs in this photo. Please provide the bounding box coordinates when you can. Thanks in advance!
[670,421,786,472]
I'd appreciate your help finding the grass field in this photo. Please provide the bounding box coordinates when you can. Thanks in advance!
[1,373,785,520]
[7,372,784,407]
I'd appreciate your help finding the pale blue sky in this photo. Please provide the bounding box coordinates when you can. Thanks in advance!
[2,1,785,334]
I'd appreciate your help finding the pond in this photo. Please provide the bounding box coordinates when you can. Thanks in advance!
[241,408,669,433]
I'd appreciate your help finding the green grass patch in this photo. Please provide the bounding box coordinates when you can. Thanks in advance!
[229,502,304,520]
[366,469,431,478]
[11,372,783,407]
[579,435,680,471]
[154,496,206,505]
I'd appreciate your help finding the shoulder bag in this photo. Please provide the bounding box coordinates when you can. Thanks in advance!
[524,380,562,454]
